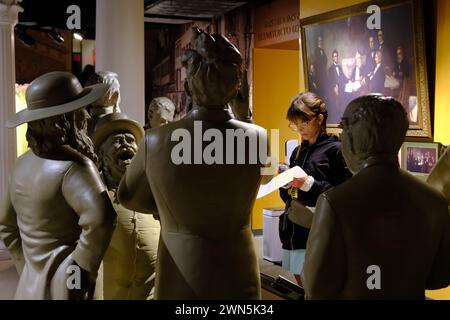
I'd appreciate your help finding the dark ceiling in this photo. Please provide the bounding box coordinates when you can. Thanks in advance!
[17,0,270,39]
[144,0,247,23]
[18,0,96,38]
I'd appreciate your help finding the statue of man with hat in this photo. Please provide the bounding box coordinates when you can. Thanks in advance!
[92,112,160,300]
[0,71,116,300]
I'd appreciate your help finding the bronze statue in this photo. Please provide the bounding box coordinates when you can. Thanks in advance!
[0,71,116,300]
[117,28,268,299]
[229,69,253,123]
[85,71,121,135]
[92,112,160,300]
[427,146,450,207]
[303,95,450,299]
[146,97,175,129]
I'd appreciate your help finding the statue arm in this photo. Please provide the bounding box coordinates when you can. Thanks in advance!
[427,147,450,205]
[0,185,25,274]
[117,137,158,214]
[260,129,275,185]
[426,207,450,290]
[62,161,116,274]
[303,193,346,299]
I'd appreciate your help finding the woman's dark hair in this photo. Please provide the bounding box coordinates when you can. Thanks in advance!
[287,92,328,132]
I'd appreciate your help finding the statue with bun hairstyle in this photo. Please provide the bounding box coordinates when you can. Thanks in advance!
[117,28,269,299]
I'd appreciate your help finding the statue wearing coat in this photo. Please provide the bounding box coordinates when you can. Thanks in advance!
[0,72,116,299]
[303,95,450,299]
[118,28,269,299]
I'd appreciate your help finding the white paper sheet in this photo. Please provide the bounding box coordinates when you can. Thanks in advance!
[256,166,307,199]
[344,81,362,93]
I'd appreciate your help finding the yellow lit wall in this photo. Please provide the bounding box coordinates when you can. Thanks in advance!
[252,47,300,229]
[297,0,450,300]
[434,0,450,146]
[426,0,450,300]
[15,84,29,157]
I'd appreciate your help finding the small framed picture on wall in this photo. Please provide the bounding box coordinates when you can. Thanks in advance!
[400,142,441,181]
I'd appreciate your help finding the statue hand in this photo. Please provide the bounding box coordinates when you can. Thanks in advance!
[230,69,252,123]
[67,260,97,300]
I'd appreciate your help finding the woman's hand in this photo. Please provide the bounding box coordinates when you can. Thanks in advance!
[289,176,309,189]
[278,163,290,174]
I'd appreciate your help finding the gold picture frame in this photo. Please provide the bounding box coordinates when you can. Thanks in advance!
[300,0,431,138]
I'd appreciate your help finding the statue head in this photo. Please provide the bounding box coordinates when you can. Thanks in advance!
[182,27,242,108]
[147,97,175,128]
[6,71,108,162]
[92,112,144,187]
[85,71,120,110]
[340,95,408,174]
[26,109,98,163]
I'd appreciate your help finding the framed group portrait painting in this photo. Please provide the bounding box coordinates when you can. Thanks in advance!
[300,0,432,138]
[398,142,442,181]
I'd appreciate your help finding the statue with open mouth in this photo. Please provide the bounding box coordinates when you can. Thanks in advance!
[92,112,161,300]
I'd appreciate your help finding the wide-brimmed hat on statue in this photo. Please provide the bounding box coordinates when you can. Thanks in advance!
[6,71,108,128]
[92,112,144,152]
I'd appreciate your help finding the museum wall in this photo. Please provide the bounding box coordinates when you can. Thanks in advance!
[434,0,450,146]
[250,0,300,229]
[252,47,300,229]
[146,5,253,126]
[426,0,450,299]
[15,28,72,84]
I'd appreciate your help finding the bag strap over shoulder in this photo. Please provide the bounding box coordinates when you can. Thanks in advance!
[287,199,314,229]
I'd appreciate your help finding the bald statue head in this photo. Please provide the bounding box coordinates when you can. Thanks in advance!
[181,27,242,107]
[340,95,409,174]
[147,97,175,128]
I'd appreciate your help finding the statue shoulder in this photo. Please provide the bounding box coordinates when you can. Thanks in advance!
[230,119,267,135]
[62,155,104,192]
[145,120,190,146]
[61,146,95,167]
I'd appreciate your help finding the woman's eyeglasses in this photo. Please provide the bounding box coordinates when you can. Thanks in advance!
[288,119,313,132]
